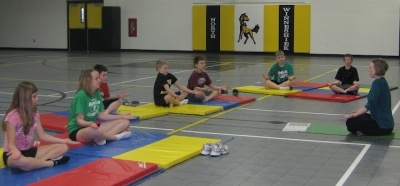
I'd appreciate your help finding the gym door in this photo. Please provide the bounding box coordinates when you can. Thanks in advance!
[68,2,103,51]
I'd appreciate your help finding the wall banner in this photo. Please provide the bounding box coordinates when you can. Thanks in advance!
[192,4,310,53]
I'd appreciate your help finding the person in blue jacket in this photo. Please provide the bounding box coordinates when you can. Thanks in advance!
[341,58,394,136]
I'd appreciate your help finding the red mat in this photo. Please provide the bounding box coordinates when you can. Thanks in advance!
[286,91,367,103]
[29,158,159,186]
[40,113,68,132]
[214,95,256,104]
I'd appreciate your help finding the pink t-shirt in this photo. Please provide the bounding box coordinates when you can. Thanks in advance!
[3,109,38,152]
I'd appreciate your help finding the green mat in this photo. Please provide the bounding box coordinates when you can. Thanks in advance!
[305,123,400,139]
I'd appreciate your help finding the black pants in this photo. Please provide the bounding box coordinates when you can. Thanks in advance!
[346,113,393,135]
[103,98,119,109]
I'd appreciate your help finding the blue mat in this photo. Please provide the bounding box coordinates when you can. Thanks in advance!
[189,100,240,110]
[292,86,320,91]
[0,153,99,186]
[53,110,70,117]
[68,131,168,158]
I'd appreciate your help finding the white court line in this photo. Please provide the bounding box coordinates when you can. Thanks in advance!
[45,63,230,97]
[336,144,370,186]
[239,108,344,116]
[0,91,62,98]
[392,99,400,115]
[130,126,367,145]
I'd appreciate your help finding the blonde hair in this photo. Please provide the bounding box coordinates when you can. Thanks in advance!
[275,50,285,57]
[2,81,38,134]
[77,69,95,97]
[156,60,168,71]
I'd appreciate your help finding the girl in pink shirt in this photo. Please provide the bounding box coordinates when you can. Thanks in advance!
[2,82,79,171]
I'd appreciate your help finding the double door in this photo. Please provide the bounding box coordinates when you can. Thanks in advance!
[68,2,103,51]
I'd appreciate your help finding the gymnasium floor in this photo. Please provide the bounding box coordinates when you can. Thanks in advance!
[0,50,400,186]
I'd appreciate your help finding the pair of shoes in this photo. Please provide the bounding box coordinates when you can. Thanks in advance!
[123,98,139,107]
[201,143,229,157]
[221,90,228,94]
[94,139,106,146]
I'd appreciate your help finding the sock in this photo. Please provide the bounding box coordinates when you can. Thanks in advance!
[279,86,290,90]
[51,156,70,166]
[180,99,188,105]
[202,98,209,103]
[115,130,132,140]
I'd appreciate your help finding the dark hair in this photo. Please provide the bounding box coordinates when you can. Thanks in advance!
[93,64,108,74]
[371,58,388,76]
[194,56,205,67]
[343,54,353,61]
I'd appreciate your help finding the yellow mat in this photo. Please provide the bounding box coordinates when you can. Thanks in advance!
[140,103,223,116]
[117,105,169,119]
[113,135,220,169]
[0,148,5,168]
[320,87,370,93]
[235,85,301,95]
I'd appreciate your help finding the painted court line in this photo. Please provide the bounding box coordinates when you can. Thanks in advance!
[392,99,400,115]
[239,108,344,116]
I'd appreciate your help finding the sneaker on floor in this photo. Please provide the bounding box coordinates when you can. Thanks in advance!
[220,144,229,155]
[123,98,140,107]
[201,143,213,155]
[94,139,106,146]
[210,143,222,157]
[179,99,189,105]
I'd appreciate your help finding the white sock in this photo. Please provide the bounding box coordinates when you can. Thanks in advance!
[180,99,188,105]
[115,131,132,140]
[279,86,290,90]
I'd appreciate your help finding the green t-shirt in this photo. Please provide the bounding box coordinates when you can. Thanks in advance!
[67,89,104,133]
[267,62,294,83]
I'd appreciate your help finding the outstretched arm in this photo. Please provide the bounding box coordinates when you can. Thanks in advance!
[341,107,367,120]
[174,81,196,94]
[105,91,129,100]
[36,121,80,144]
[210,84,229,91]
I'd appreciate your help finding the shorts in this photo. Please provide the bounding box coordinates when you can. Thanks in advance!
[155,94,169,107]
[187,90,212,102]
[3,147,38,167]
[103,98,119,109]
[271,80,281,85]
[69,128,83,141]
